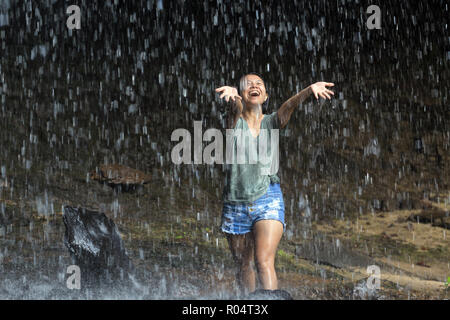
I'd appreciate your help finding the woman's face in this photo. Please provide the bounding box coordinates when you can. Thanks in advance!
[240,74,268,107]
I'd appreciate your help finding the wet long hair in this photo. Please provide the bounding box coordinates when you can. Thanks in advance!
[238,72,270,111]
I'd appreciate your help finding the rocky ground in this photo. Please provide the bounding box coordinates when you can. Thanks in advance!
[0,164,448,299]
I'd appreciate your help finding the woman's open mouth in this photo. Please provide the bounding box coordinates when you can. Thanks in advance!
[249,90,260,97]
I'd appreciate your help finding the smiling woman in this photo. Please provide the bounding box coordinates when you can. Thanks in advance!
[239,73,268,101]
[215,73,334,296]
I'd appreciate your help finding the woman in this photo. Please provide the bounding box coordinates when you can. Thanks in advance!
[215,73,334,295]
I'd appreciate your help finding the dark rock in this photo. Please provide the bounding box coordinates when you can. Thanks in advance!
[247,289,293,300]
[63,205,135,289]
[416,261,431,268]
[89,164,152,191]
[407,208,450,229]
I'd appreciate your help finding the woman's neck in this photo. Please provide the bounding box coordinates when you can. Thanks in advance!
[242,104,263,124]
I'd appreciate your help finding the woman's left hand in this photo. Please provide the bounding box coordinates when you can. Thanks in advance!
[310,82,335,100]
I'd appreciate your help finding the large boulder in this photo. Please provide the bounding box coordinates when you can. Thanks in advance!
[62,205,135,290]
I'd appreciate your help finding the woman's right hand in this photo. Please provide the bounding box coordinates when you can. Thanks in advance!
[215,86,242,102]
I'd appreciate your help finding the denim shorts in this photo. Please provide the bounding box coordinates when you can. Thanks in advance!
[221,183,285,235]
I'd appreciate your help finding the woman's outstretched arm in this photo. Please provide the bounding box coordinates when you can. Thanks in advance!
[277,82,334,129]
[215,86,243,129]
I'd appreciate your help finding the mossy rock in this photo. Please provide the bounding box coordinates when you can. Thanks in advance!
[89,164,152,187]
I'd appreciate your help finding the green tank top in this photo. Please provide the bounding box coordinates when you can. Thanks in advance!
[223,111,281,203]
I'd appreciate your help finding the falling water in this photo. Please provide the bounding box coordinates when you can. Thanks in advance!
[0,1,448,300]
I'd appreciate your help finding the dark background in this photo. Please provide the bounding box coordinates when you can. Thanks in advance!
[1,0,447,212]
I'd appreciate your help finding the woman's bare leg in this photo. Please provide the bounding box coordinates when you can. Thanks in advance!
[253,220,283,290]
[226,233,255,295]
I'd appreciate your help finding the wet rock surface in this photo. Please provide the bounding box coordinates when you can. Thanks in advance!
[247,289,293,300]
[89,164,153,191]
[294,232,378,270]
[63,205,135,289]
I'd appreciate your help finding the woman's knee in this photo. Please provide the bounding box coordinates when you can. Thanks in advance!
[255,254,275,272]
